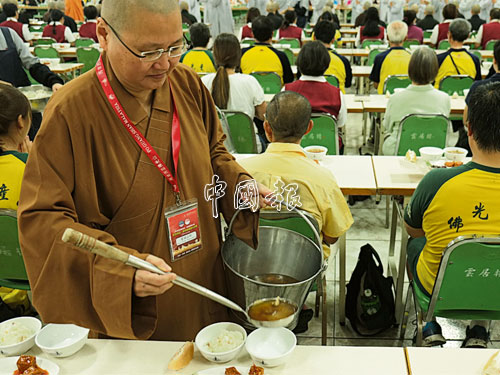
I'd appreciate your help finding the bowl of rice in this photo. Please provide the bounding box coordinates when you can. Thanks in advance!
[0,317,42,356]
[195,322,246,363]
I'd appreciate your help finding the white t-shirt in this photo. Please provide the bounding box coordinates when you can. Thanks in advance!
[201,72,265,119]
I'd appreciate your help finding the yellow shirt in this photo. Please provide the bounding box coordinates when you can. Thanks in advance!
[435,48,481,89]
[0,151,27,210]
[325,49,352,93]
[239,143,354,258]
[179,49,216,73]
[369,47,411,94]
[404,162,500,294]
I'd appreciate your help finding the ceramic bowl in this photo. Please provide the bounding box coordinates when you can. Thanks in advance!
[444,147,468,162]
[0,317,42,356]
[35,324,89,358]
[245,327,296,367]
[195,322,246,363]
[419,146,443,162]
[304,145,328,161]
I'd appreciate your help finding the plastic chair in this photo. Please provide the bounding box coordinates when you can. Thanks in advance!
[437,40,450,50]
[485,40,499,50]
[472,50,482,60]
[423,30,433,39]
[241,38,256,46]
[361,39,384,48]
[439,75,474,96]
[403,39,420,48]
[279,37,300,49]
[324,75,339,88]
[76,47,100,74]
[400,235,500,346]
[367,48,386,66]
[394,113,450,156]
[281,47,295,65]
[0,210,30,290]
[250,71,282,94]
[182,23,190,30]
[34,45,60,59]
[75,38,94,47]
[259,210,328,345]
[221,110,258,154]
[383,74,411,94]
[34,37,56,46]
[300,113,339,155]
[215,107,236,154]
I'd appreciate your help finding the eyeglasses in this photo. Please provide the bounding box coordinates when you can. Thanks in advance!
[102,17,187,62]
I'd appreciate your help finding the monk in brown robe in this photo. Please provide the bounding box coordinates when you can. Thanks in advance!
[18,0,268,341]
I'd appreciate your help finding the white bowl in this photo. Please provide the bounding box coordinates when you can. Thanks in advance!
[39,58,60,65]
[245,327,296,367]
[35,324,89,358]
[53,43,70,49]
[304,145,328,161]
[444,147,468,162]
[0,317,42,356]
[419,146,443,162]
[195,322,246,364]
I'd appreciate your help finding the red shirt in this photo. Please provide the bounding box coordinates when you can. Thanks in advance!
[278,25,303,42]
[481,22,500,49]
[285,80,341,118]
[360,26,385,43]
[42,24,66,42]
[437,22,450,46]
[0,20,24,41]
[241,24,253,39]
[79,22,97,42]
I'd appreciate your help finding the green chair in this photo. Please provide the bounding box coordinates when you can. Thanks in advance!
[281,47,295,65]
[75,38,94,47]
[325,75,340,88]
[437,40,450,50]
[34,37,56,46]
[383,74,411,94]
[300,113,339,155]
[28,25,45,32]
[241,37,256,46]
[76,47,100,74]
[273,29,278,39]
[251,71,282,94]
[278,37,300,49]
[215,107,236,154]
[367,48,386,66]
[403,39,420,48]
[221,110,258,154]
[400,235,500,346]
[361,39,384,48]
[23,68,38,85]
[184,31,191,44]
[182,23,190,30]
[423,30,433,39]
[394,113,450,156]
[439,75,474,96]
[34,45,60,59]
[485,39,499,50]
[0,210,30,290]
[472,50,482,60]
[259,209,328,345]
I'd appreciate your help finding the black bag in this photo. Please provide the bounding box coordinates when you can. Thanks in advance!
[345,244,396,336]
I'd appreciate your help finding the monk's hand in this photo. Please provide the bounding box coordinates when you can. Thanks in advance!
[133,255,177,297]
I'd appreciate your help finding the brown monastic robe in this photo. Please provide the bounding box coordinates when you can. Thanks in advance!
[18,54,258,341]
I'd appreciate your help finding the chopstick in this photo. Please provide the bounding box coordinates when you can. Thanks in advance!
[404,347,412,375]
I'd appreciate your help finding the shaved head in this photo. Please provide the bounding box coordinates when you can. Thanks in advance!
[101,0,179,33]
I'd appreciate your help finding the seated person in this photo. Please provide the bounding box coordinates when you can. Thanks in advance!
[241,16,294,84]
[416,5,439,31]
[369,21,411,95]
[180,1,197,25]
[266,1,283,30]
[313,20,352,94]
[201,33,267,152]
[466,41,500,106]
[404,10,423,44]
[179,23,216,73]
[285,41,347,154]
[42,9,76,43]
[474,8,500,50]
[404,82,500,348]
[79,5,98,42]
[239,91,353,260]
[239,7,260,40]
[435,18,481,89]
[355,1,373,28]
[0,83,32,211]
[468,4,486,32]
[429,3,458,47]
[0,3,32,42]
[278,10,305,44]
[382,46,451,155]
[355,7,387,48]
[313,12,342,46]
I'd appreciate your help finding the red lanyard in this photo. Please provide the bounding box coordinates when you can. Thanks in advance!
[96,56,181,203]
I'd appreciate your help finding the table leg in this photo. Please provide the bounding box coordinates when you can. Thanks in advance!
[339,231,347,325]
[359,76,365,95]
[395,213,409,324]
[388,196,398,257]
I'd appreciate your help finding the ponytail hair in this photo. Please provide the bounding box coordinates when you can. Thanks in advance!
[211,33,241,110]
[50,9,64,36]
[281,10,296,30]
[0,83,32,153]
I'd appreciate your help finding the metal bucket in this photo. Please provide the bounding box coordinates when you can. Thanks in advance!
[221,209,324,330]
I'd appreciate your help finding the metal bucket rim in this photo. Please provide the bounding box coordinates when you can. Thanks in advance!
[222,226,323,287]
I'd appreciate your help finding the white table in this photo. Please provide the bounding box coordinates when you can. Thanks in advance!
[18,339,409,374]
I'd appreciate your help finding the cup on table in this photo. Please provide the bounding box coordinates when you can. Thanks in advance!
[304,145,328,161]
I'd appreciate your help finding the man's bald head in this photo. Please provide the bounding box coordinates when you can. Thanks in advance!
[101,0,179,33]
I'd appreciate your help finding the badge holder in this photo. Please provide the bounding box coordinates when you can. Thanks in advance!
[164,195,202,262]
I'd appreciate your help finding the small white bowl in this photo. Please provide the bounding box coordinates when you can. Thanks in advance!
[245,327,296,367]
[304,145,328,161]
[444,147,468,162]
[195,322,246,364]
[0,317,42,356]
[53,43,70,49]
[35,324,89,358]
[419,146,443,162]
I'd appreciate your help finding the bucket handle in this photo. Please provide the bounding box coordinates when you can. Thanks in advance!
[226,198,324,264]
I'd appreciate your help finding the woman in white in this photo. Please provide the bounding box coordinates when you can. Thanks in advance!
[202,33,267,152]
[205,0,234,37]
[387,0,404,23]
[183,0,201,22]
[351,0,364,24]
[382,46,451,155]
[459,0,474,20]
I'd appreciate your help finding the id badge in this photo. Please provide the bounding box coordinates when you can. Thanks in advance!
[164,198,202,262]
